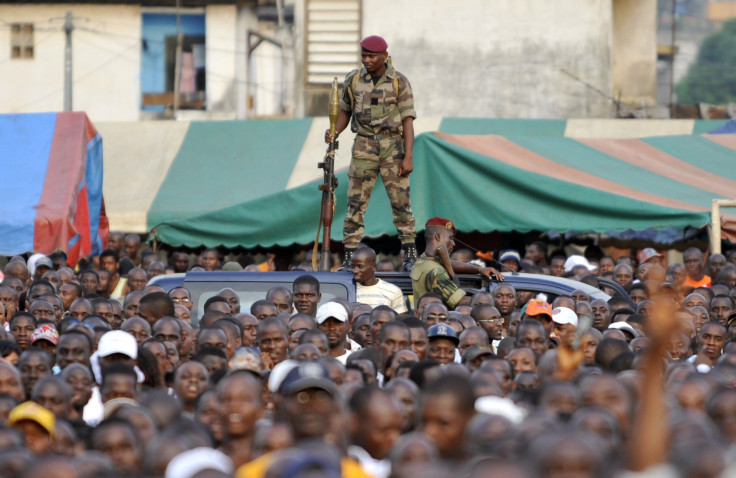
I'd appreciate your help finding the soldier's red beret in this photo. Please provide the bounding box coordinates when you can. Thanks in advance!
[360,35,388,53]
[425,217,456,234]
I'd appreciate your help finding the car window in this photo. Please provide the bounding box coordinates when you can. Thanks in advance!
[185,280,351,323]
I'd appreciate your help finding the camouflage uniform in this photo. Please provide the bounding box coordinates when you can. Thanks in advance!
[339,63,417,248]
[410,253,466,309]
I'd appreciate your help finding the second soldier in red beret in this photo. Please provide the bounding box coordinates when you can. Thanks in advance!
[411,217,504,310]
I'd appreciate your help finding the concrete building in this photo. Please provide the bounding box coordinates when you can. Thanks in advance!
[0,1,273,121]
[0,0,657,121]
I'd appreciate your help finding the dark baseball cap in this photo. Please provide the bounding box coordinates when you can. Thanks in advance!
[279,362,338,397]
[462,345,494,363]
[427,323,459,346]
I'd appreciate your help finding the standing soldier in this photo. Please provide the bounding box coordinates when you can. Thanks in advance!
[325,35,417,272]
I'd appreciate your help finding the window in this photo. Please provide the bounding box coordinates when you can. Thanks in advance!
[141,12,206,112]
[11,23,34,59]
[188,281,350,324]
[305,0,360,85]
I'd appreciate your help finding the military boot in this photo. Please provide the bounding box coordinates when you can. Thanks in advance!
[401,243,418,272]
[337,247,357,272]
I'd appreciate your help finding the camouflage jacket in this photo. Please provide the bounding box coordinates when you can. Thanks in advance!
[339,63,416,136]
[410,253,466,309]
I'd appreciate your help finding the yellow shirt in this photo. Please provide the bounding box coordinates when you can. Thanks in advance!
[236,452,374,478]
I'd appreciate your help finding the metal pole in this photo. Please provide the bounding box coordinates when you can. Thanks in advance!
[63,11,74,112]
[669,0,677,118]
[173,0,183,115]
[276,0,287,115]
[246,31,252,118]
[711,199,721,254]
[711,199,736,254]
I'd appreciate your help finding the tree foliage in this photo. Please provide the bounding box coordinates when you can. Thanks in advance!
[676,19,736,104]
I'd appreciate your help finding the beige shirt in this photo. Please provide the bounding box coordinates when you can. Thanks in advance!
[356,279,407,313]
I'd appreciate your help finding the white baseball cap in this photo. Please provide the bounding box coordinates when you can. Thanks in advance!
[564,255,597,273]
[315,302,348,325]
[165,447,233,478]
[551,307,578,327]
[97,330,138,359]
[608,321,637,338]
[475,396,527,424]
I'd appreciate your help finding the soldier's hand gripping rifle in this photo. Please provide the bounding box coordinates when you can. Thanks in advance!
[312,78,340,271]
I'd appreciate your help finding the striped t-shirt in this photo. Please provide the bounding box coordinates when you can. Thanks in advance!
[356,279,407,313]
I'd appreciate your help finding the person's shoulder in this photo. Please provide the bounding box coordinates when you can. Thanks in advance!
[376,278,401,291]
[426,264,447,278]
[345,68,363,84]
[236,452,274,478]
[391,69,412,90]
[410,255,441,278]
[394,70,411,82]
[341,456,376,478]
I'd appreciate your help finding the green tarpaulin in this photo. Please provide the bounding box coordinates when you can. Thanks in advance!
[148,119,313,229]
[150,131,736,248]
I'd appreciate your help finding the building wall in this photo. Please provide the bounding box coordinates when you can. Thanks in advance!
[0,1,658,121]
[612,0,657,107]
[0,4,141,121]
[361,0,617,118]
[205,5,237,113]
[708,1,736,22]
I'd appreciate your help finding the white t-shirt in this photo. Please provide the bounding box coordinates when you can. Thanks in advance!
[335,349,351,365]
[347,445,390,478]
[83,386,103,426]
[356,279,407,313]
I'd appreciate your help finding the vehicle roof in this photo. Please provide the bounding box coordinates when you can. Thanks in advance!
[492,272,613,300]
[151,270,627,306]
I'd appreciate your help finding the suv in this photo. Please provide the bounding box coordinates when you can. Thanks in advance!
[151,271,631,324]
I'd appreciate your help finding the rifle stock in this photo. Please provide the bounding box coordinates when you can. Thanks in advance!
[436,245,459,285]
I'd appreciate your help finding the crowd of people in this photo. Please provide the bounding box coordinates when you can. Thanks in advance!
[0,230,735,477]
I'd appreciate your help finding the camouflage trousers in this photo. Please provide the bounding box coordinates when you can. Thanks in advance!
[343,134,416,248]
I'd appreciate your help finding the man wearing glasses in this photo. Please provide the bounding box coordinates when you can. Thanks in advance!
[169,287,194,312]
[422,302,449,327]
[471,304,504,352]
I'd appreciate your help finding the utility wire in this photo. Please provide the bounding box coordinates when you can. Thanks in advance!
[11,40,139,112]
[559,68,640,118]
[75,33,140,64]
[77,25,301,62]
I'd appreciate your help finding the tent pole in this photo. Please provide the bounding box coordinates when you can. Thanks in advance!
[151,229,158,254]
[711,199,721,255]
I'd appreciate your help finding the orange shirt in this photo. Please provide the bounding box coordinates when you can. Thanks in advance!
[683,275,711,288]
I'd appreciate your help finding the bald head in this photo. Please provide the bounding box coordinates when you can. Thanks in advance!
[353,247,376,263]
[3,262,29,283]
[0,362,23,400]
[137,292,175,327]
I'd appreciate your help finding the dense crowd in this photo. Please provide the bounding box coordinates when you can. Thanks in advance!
[0,231,735,478]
